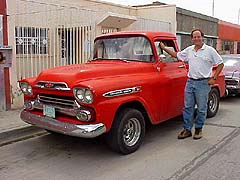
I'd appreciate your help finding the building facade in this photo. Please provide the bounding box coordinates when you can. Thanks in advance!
[176,7,218,50]
[217,20,240,54]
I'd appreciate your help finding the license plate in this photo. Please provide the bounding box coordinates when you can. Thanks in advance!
[43,105,55,118]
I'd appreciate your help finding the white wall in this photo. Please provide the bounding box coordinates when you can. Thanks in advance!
[7,0,177,108]
[136,5,176,34]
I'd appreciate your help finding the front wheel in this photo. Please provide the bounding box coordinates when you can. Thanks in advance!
[207,88,220,118]
[106,108,145,155]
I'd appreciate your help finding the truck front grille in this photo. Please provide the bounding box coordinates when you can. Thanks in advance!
[38,94,75,108]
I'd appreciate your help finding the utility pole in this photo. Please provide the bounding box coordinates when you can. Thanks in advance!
[238,8,240,24]
[212,0,215,17]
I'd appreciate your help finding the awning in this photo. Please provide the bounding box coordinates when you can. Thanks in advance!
[97,12,137,28]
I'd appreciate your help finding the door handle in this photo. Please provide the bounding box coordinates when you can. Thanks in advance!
[178,65,185,68]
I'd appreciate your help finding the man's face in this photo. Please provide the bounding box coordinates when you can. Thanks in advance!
[191,31,203,46]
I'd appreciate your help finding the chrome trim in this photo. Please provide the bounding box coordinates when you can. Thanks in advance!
[38,94,75,107]
[103,86,141,97]
[20,110,106,138]
[74,100,81,108]
[225,79,240,89]
[25,96,94,122]
[123,117,141,147]
[76,110,92,121]
[24,100,35,110]
[226,85,240,89]
[225,78,240,82]
[35,81,71,91]
[25,95,81,117]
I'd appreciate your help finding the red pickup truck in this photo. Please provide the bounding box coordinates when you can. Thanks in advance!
[19,31,225,154]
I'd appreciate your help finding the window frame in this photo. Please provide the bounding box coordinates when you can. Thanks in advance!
[154,39,178,63]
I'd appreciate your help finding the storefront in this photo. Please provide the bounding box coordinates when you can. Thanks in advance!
[217,20,240,54]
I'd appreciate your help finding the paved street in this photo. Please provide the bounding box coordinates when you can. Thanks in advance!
[0,96,240,180]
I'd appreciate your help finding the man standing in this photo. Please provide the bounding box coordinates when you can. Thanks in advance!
[160,29,224,140]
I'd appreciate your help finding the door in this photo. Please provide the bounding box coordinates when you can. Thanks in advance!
[154,39,187,122]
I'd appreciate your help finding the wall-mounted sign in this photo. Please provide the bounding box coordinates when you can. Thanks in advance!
[0,46,12,67]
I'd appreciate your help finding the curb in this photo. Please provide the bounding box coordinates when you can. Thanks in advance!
[0,125,47,147]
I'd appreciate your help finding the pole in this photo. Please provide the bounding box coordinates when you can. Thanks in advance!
[212,0,215,17]
[238,8,240,24]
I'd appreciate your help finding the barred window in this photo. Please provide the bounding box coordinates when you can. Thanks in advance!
[15,27,48,54]
[101,27,119,34]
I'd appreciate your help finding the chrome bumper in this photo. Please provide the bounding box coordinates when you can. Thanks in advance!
[20,110,106,138]
[226,85,240,90]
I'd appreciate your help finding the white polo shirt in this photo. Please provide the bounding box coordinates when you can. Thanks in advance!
[177,43,223,79]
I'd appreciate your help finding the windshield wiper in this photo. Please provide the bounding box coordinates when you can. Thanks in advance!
[89,58,105,61]
[118,58,130,63]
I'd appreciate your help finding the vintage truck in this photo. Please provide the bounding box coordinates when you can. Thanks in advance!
[19,31,225,154]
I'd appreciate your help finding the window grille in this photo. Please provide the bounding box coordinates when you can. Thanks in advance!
[15,26,49,54]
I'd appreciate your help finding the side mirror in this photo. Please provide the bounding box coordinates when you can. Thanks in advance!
[159,54,166,61]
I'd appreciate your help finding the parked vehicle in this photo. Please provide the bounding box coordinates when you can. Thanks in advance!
[222,54,240,96]
[19,31,225,154]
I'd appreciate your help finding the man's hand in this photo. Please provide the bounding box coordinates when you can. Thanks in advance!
[208,77,216,85]
[159,42,165,50]
[208,63,224,85]
[159,42,177,58]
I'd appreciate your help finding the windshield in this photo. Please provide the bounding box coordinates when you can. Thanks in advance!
[93,36,154,62]
[222,57,240,66]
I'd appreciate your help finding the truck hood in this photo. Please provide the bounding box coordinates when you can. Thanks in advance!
[34,61,153,87]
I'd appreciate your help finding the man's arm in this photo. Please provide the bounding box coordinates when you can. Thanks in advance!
[159,42,177,58]
[208,63,224,85]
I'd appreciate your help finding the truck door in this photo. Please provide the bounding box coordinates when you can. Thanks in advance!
[154,39,187,121]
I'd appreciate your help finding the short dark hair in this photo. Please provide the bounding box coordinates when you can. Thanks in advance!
[191,29,204,38]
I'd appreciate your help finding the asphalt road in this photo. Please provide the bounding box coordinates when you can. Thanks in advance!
[0,96,240,180]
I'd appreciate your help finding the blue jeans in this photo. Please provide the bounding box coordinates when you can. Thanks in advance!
[183,78,211,130]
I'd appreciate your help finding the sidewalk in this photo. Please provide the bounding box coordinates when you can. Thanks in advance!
[0,108,45,146]
[0,108,29,133]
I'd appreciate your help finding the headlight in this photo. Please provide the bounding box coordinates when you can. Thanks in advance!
[75,89,85,101]
[19,82,33,96]
[85,89,93,102]
[73,87,94,104]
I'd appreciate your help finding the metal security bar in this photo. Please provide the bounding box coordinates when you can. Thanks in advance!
[14,0,96,80]
[101,27,119,34]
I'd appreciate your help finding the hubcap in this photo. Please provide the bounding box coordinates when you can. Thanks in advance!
[209,92,217,112]
[123,118,141,147]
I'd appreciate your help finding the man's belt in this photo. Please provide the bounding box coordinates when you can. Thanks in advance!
[189,77,209,81]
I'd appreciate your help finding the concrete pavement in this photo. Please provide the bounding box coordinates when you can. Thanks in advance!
[0,110,239,180]
[0,96,240,180]
[184,130,240,180]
